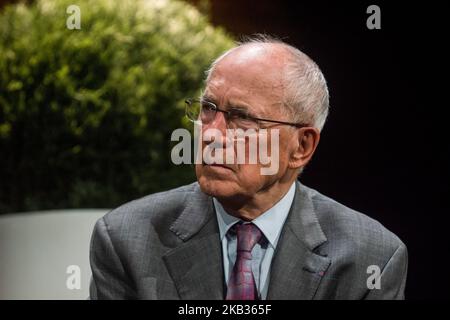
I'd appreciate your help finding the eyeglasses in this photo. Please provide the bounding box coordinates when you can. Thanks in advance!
[185,98,306,130]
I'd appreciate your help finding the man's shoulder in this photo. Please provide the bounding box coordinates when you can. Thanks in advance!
[301,184,406,256]
[299,184,408,299]
[98,182,199,233]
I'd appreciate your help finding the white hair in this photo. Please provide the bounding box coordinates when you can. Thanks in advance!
[205,34,330,131]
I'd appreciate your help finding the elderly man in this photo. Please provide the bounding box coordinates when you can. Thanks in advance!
[89,36,407,300]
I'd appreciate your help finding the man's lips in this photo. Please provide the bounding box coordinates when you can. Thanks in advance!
[203,162,234,172]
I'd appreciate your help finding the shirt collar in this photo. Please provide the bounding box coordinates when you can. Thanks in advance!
[214,182,296,248]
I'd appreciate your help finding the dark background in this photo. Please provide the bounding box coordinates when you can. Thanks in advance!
[189,0,449,299]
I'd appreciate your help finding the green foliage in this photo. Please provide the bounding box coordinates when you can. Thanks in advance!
[0,0,233,213]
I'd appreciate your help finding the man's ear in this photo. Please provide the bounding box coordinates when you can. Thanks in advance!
[288,127,321,169]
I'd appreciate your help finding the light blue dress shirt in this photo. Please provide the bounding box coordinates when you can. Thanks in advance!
[213,182,296,300]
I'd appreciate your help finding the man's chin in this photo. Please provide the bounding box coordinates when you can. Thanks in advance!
[197,177,240,198]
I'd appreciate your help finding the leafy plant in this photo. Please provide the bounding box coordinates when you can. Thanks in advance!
[0,0,233,213]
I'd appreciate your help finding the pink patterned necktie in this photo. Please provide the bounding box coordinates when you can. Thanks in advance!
[226,222,263,300]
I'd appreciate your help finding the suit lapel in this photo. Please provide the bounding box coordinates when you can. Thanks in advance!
[162,181,331,300]
[163,184,224,299]
[267,181,331,300]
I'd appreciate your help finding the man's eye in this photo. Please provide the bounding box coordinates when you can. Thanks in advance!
[230,110,250,120]
[201,102,215,112]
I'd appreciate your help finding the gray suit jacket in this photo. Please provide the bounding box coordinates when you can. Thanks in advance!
[89,181,408,299]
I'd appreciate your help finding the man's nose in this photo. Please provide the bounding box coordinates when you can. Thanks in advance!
[204,111,229,146]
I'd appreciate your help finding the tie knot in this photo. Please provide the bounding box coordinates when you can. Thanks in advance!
[230,222,262,253]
